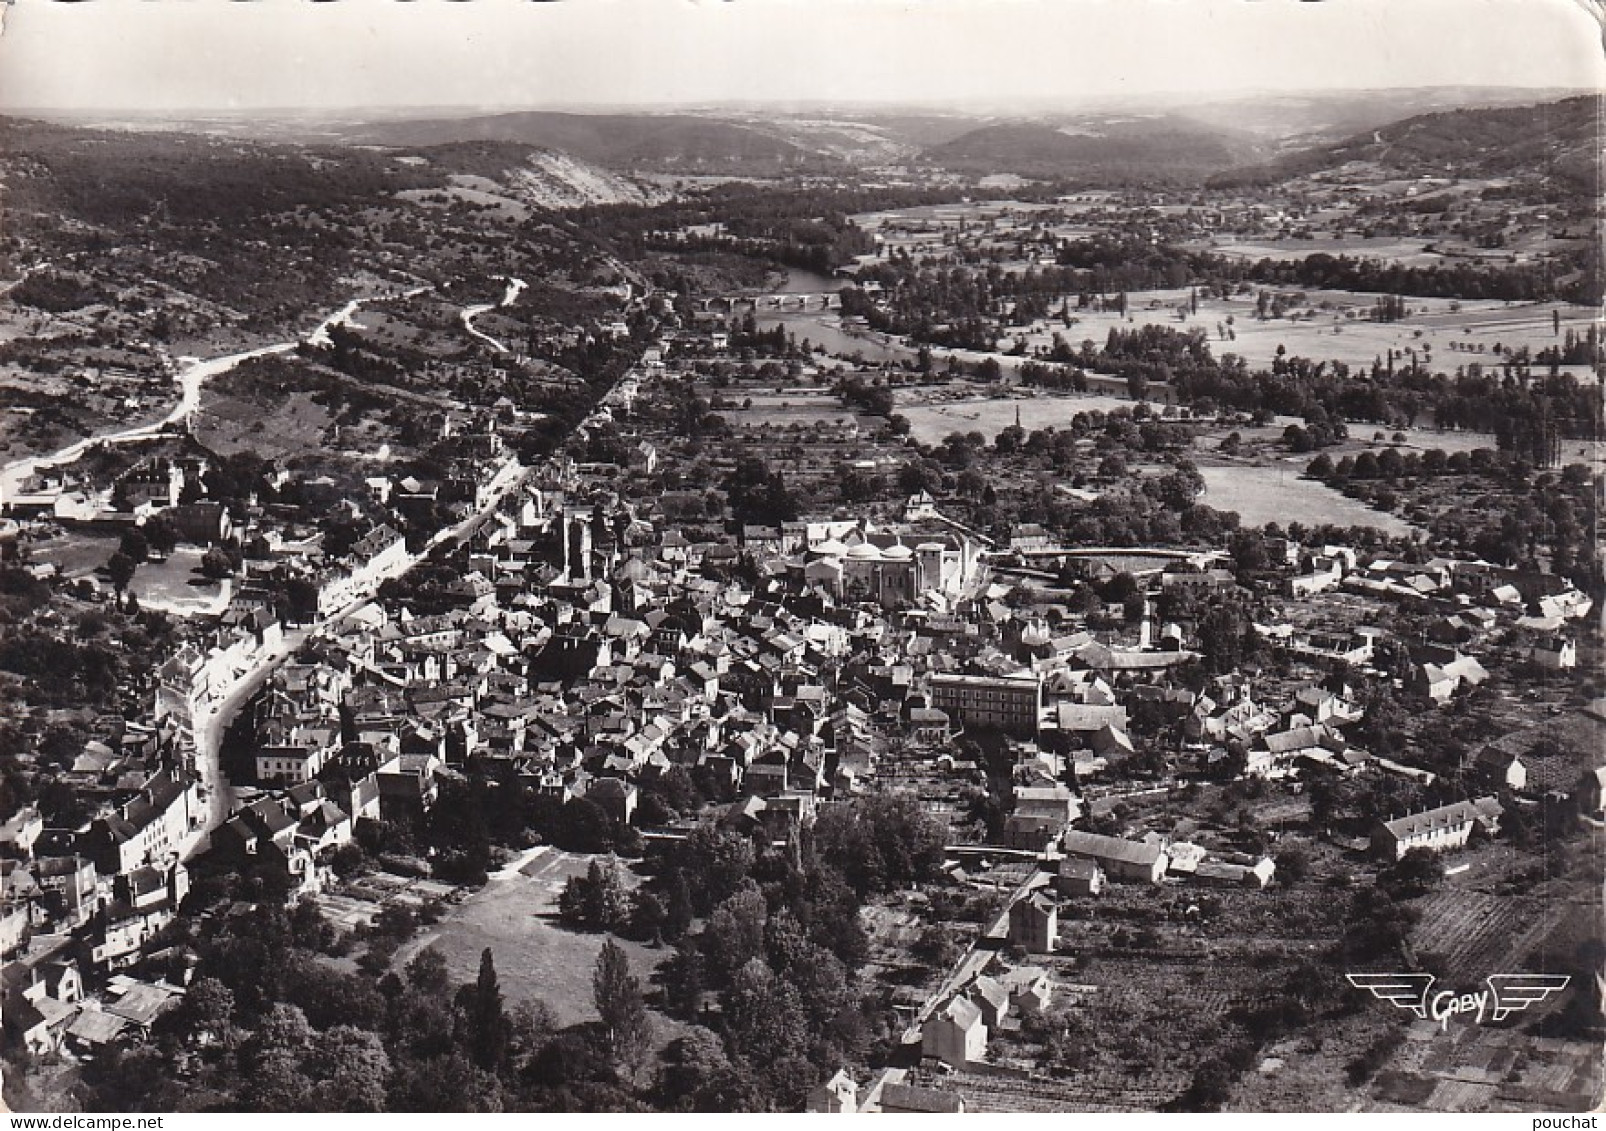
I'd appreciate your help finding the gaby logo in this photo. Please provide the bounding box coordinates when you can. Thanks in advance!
[1347,973,1571,1031]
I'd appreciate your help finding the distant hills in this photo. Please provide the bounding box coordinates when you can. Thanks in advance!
[335,111,841,175]
[917,116,1266,181]
[1207,95,1600,190]
[10,89,1596,193]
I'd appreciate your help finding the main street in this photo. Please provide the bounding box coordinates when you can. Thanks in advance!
[179,452,530,860]
[177,282,642,858]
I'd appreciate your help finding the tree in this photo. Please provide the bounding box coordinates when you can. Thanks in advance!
[1274,845,1311,886]
[592,939,652,1070]
[559,858,631,931]
[681,823,756,914]
[161,976,239,1051]
[701,884,769,981]
[663,870,695,941]
[309,1025,391,1113]
[107,551,137,595]
[1379,847,1445,899]
[144,516,179,557]
[722,958,807,1068]
[460,948,510,1072]
[405,945,451,995]
[118,529,150,564]
[200,546,234,580]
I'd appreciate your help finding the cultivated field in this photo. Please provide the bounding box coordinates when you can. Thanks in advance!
[1213,236,1443,266]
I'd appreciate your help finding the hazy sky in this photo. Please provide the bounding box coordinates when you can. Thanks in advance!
[0,0,1600,114]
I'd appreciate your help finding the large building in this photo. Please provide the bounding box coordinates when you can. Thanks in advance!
[792,521,983,608]
[1372,796,1502,860]
[1060,830,1170,885]
[929,672,1043,736]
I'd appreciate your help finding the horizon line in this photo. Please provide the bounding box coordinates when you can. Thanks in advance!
[3,83,1594,121]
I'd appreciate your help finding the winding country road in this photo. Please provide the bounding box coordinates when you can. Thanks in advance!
[460,276,527,354]
[0,287,422,504]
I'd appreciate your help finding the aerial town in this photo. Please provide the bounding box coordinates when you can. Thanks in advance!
[0,10,1600,1116]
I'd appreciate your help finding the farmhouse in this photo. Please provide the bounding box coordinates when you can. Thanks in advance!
[806,1069,858,1113]
[1531,635,1577,671]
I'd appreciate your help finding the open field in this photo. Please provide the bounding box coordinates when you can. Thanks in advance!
[126,548,228,615]
[897,389,1137,445]
[1213,236,1443,265]
[1005,289,1598,382]
[27,528,119,579]
[1198,463,1418,533]
[393,849,683,1042]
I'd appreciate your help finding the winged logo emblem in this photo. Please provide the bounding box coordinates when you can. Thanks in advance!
[1486,974,1572,1021]
[1346,973,1435,1018]
[1348,972,1571,1029]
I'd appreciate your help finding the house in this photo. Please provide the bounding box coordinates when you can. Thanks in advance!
[586,777,639,826]
[1194,857,1277,888]
[1246,724,1351,779]
[0,807,44,860]
[33,855,99,928]
[4,992,68,1056]
[1008,892,1058,953]
[87,768,201,878]
[1577,766,1606,817]
[878,1083,966,1114]
[1411,648,1490,704]
[806,1069,858,1113]
[907,707,952,746]
[1478,747,1529,793]
[1056,856,1105,897]
[1010,524,1054,552]
[1003,784,1079,846]
[1372,796,1502,860]
[1532,636,1577,671]
[1000,966,1054,1016]
[375,753,443,820]
[967,974,1010,1028]
[1002,812,1069,853]
[167,502,233,546]
[922,995,986,1066]
[1060,830,1169,884]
